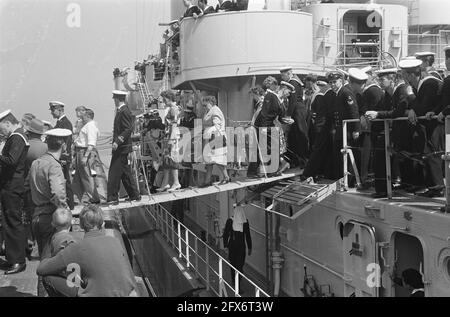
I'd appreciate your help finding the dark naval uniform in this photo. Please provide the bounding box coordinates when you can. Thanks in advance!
[286,76,309,166]
[361,84,385,193]
[183,5,202,18]
[202,5,216,15]
[303,88,334,178]
[330,86,360,180]
[216,0,236,12]
[54,115,74,210]
[0,128,29,266]
[107,103,140,203]
[377,83,413,188]
[441,74,450,116]
[411,76,444,193]
[247,89,284,176]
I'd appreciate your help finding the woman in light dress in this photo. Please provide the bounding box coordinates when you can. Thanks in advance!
[201,95,230,187]
[157,90,182,192]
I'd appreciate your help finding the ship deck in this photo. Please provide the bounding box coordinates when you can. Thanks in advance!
[342,187,448,214]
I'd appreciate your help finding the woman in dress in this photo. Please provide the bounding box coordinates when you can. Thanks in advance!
[157,90,182,192]
[201,95,230,187]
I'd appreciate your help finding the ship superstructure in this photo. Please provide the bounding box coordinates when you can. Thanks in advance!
[114,0,450,297]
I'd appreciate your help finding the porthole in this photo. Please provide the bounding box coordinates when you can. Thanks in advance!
[445,257,450,282]
[438,248,450,284]
[335,216,344,241]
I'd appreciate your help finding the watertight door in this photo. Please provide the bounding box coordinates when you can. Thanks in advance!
[343,221,379,297]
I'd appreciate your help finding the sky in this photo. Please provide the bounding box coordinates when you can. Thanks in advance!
[0,0,170,132]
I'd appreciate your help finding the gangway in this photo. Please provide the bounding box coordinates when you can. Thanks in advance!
[73,168,303,215]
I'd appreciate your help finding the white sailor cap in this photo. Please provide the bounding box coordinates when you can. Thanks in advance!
[0,109,12,122]
[348,68,369,82]
[336,68,349,78]
[444,45,450,53]
[49,101,65,108]
[112,90,128,97]
[375,68,399,76]
[45,128,72,138]
[280,66,293,73]
[399,59,422,70]
[414,51,435,58]
[280,81,296,92]
[361,66,373,74]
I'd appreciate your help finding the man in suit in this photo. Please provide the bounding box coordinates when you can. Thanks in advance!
[0,110,29,275]
[50,101,75,210]
[107,90,140,205]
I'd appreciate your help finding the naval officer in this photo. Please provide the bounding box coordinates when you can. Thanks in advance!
[107,90,140,205]
[49,101,75,210]
[328,70,361,180]
[0,110,29,274]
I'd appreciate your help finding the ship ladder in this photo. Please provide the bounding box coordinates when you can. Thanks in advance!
[136,72,152,110]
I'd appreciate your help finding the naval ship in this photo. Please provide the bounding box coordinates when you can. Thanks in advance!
[1,0,449,298]
[109,0,450,298]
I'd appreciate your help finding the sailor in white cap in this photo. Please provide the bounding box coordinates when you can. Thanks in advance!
[364,68,402,197]
[29,128,72,260]
[302,74,333,180]
[49,100,74,210]
[107,90,140,205]
[399,58,444,197]
[438,46,450,121]
[0,110,30,274]
[328,68,361,180]
[280,66,309,167]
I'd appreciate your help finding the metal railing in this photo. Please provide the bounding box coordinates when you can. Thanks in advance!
[342,116,450,210]
[144,203,270,297]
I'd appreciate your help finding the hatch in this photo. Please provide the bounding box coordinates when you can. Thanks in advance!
[343,221,379,297]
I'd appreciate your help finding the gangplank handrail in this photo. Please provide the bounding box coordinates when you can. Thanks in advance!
[144,204,270,297]
[342,115,450,211]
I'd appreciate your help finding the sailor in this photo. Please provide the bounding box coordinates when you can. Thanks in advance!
[303,75,333,180]
[181,0,202,19]
[107,90,141,205]
[414,51,440,79]
[328,70,361,180]
[0,110,29,275]
[247,76,284,178]
[280,66,309,167]
[223,204,252,289]
[198,0,216,15]
[30,128,71,258]
[49,101,75,210]
[400,58,444,197]
[216,0,236,12]
[437,46,450,120]
[364,69,404,197]
[359,68,385,190]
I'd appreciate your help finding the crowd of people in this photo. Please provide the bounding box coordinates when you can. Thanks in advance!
[0,98,140,296]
